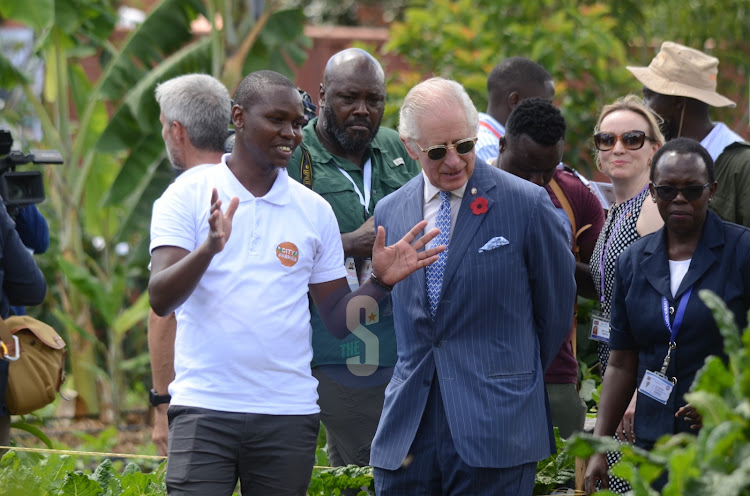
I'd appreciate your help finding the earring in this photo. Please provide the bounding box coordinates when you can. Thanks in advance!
[708,197,713,204]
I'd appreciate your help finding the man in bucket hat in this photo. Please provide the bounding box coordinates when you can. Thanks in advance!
[627,41,750,226]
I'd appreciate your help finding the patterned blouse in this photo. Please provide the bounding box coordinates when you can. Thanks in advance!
[590,187,650,373]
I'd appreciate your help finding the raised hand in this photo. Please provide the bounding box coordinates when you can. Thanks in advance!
[371,220,445,287]
[207,188,239,254]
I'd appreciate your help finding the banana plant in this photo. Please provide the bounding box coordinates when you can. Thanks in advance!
[0,0,308,417]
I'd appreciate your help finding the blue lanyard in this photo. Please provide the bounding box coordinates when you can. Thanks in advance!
[659,286,693,375]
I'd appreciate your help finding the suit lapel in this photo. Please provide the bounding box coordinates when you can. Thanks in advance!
[401,175,428,310]
[641,213,723,301]
[673,212,723,300]
[641,230,672,299]
[401,175,425,238]
[441,164,496,293]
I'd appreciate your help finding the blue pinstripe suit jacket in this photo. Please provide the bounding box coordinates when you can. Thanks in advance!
[370,162,576,470]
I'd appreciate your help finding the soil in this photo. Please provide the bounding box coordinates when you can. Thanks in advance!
[10,408,162,469]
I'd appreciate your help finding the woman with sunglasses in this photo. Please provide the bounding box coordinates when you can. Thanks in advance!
[588,95,665,493]
[585,138,750,493]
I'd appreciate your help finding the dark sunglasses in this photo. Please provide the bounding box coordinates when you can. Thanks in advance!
[415,137,477,161]
[593,130,655,151]
[652,182,712,202]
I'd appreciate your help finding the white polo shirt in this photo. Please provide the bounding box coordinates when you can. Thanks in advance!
[150,155,346,414]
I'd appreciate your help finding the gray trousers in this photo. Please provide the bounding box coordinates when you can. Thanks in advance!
[166,405,319,496]
[312,366,389,467]
[546,382,587,439]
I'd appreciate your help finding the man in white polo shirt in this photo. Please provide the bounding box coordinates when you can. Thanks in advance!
[148,70,442,496]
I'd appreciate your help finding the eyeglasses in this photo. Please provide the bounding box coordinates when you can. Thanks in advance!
[593,130,655,151]
[652,183,712,201]
[414,137,477,161]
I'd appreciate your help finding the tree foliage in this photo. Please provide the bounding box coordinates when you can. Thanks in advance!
[381,0,750,175]
[0,0,308,416]
[381,0,634,174]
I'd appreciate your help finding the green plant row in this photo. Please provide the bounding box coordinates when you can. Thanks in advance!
[568,290,750,495]
[0,451,377,496]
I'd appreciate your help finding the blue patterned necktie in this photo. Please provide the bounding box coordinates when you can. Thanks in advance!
[426,191,451,318]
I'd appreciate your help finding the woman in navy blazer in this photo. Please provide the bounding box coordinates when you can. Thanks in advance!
[585,138,750,493]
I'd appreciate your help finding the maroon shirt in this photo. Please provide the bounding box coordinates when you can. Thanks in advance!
[543,168,604,383]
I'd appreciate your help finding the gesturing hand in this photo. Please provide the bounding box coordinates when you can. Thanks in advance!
[371,220,445,287]
[206,188,239,254]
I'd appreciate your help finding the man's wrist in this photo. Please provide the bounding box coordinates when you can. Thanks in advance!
[369,272,394,292]
[149,388,172,407]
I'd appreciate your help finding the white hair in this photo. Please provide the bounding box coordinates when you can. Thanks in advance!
[398,77,478,142]
[155,74,231,152]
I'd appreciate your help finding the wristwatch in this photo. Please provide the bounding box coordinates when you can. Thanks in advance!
[149,388,171,407]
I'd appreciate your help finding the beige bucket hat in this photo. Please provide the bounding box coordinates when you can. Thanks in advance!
[627,41,736,108]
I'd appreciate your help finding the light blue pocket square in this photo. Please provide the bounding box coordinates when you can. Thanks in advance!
[478,236,509,253]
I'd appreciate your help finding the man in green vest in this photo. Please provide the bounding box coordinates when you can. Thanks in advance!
[287,48,419,469]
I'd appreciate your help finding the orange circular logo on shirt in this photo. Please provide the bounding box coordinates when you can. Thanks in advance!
[276,242,299,267]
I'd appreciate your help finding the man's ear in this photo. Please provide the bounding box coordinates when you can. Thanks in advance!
[318,83,326,109]
[401,137,419,160]
[498,136,507,153]
[507,91,520,111]
[172,120,188,146]
[231,104,244,128]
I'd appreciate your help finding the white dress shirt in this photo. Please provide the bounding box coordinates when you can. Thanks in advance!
[422,171,467,247]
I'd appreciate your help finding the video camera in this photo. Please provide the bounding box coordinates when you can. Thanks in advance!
[0,129,62,207]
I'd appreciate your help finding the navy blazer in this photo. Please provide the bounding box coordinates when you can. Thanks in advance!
[610,210,750,446]
[370,161,576,470]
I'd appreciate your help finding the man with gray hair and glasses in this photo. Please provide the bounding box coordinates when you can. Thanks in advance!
[148,73,231,455]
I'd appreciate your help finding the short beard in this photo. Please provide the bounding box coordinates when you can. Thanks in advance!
[166,143,185,172]
[321,104,381,153]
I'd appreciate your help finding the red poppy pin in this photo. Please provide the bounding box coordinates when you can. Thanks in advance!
[470,196,488,215]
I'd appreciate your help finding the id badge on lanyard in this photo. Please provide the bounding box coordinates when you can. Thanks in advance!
[589,313,611,343]
[638,287,693,405]
[345,256,374,291]
[340,160,373,291]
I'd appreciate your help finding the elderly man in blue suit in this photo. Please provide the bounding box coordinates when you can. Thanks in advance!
[370,77,577,495]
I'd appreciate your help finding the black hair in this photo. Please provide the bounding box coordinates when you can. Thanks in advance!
[505,97,566,146]
[650,137,715,183]
[233,70,297,109]
[487,57,552,102]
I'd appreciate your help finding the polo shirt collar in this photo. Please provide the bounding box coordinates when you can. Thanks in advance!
[218,153,290,205]
[422,170,467,202]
